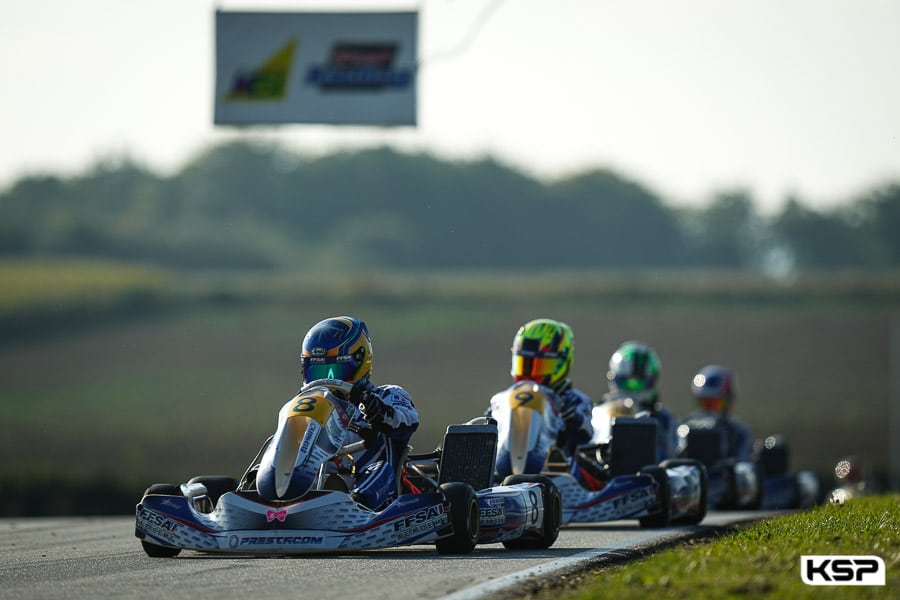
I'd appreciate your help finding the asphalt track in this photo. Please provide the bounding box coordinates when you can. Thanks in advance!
[0,511,781,599]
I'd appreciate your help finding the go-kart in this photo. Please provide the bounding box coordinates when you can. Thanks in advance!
[676,415,764,510]
[489,382,707,527]
[753,435,820,509]
[677,419,819,510]
[136,379,561,557]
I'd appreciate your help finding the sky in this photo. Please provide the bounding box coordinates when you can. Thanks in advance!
[2,0,900,213]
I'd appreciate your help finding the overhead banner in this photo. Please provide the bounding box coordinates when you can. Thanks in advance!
[214,11,417,126]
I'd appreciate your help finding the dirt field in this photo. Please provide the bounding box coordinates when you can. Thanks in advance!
[0,293,896,511]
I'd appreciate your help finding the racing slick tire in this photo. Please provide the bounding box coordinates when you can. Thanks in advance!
[499,474,562,550]
[660,459,708,525]
[638,466,672,528]
[436,482,480,555]
[748,462,765,509]
[140,484,182,557]
[186,475,239,512]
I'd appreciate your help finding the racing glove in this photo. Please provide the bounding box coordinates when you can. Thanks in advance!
[560,402,583,430]
[351,383,395,429]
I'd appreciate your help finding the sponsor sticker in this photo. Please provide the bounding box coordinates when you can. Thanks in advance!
[239,536,324,546]
[392,505,448,537]
[801,555,885,586]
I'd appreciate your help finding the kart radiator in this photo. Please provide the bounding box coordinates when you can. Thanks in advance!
[439,424,498,491]
[609,418,658,476]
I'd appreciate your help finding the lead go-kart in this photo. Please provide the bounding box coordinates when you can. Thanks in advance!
[136,379,562,557]
[490,382,708,527]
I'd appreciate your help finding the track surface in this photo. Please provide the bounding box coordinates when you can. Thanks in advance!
[0,511,777,599]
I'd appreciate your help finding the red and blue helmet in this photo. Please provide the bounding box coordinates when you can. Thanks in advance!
[691,364,736,415]
[301,316,373,385]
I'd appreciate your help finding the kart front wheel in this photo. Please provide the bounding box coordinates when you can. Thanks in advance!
[500,474,562,550]
[660,458,708,525]
[638,466,671,528]
[436,482,480,555]
[141,541,181,558]
[139,484,183,557]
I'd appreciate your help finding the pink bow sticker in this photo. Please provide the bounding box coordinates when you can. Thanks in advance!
[266,509,288,523]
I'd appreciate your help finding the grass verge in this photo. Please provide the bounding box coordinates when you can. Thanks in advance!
[531,495,898,599]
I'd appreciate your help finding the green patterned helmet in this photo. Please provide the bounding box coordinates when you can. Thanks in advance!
[607,341,660,400]
[511,318,574,389]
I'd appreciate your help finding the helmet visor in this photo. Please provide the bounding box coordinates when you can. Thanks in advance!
[613,374,647,392]
[512,352,558,381]
[302,355,362,384]
[699,397,726,413]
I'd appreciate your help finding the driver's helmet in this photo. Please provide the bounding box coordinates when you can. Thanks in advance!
[511,318,574,390]
[690,364,736,416]
[300,316,373,385]
[606,341,660,407]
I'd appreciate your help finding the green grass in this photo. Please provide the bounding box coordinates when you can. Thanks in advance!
[549,495,899,599]
[0,258,176,312]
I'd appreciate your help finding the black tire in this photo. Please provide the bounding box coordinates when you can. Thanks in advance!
[500,475,562,550]
[139,483,182,557]
[718,460,738,509]
[748,462,765,509]
[660,459,708,525]
[141,541,181,558]
[187,475,239,508]
[638,466,671,528]
[143,483,181,497]
[435,482,480,555]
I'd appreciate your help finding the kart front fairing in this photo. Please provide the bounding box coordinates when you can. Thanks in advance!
[136,474,551,555]
[255,385,355,502]
[136,486,452,553]
[492,382,563,478]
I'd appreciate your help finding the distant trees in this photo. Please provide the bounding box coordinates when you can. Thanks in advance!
[1,140,898,272]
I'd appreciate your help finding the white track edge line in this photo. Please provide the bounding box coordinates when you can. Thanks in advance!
[437,529,683,600]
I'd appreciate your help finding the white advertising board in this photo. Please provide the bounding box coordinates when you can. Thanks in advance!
[214,11,417,126]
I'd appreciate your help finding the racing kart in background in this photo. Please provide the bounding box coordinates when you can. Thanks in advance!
[677,418,819,510]
[489,382,708,528]
[676,416,764,510]
[136,379,561,557]
[753,434,820,509]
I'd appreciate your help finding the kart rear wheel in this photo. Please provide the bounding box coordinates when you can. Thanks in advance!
[500,475,562,550]
[638,466,671,528]
[187,475,239,511]
[660,459,707,525]
[143,483,181,497]
[436,482,480,555]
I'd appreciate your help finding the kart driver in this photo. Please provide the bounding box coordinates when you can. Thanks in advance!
[680,364,753,460]
[488,319,599,485]
[603,341,678,461]
[300,316,419,510]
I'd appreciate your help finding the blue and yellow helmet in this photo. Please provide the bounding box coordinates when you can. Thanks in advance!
[511,318,574,389]
[301,316,373,385]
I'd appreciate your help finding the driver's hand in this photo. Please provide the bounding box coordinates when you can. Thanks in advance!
[351,383,393,427]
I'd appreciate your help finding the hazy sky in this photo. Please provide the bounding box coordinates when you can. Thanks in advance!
[3,0,899,212]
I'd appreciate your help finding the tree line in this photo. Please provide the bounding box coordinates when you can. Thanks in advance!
[2,141,899,273]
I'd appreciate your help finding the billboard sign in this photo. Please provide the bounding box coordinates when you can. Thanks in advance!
[214,11,417,126]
